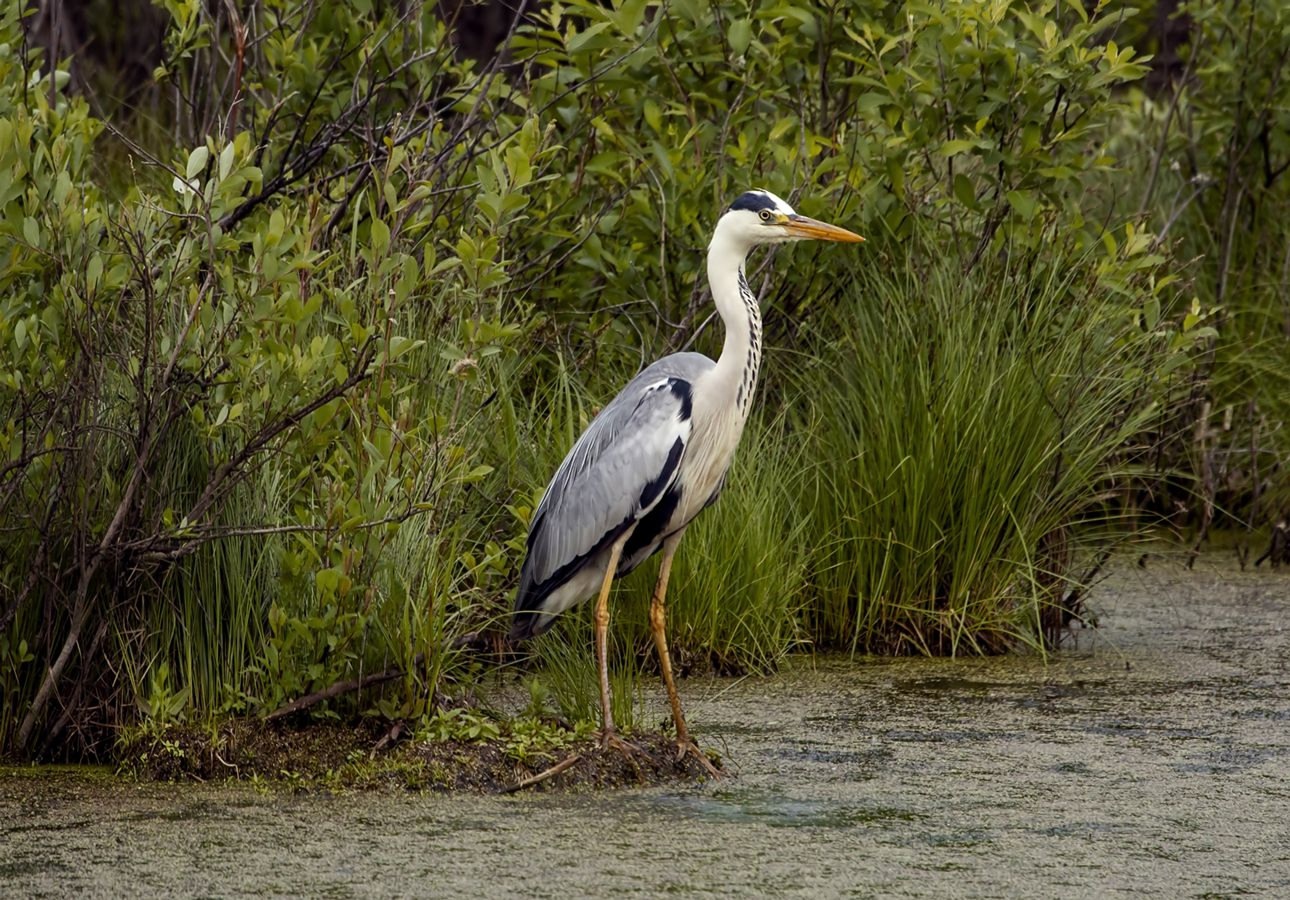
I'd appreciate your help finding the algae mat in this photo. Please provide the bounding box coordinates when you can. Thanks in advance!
[3,555,1289,897]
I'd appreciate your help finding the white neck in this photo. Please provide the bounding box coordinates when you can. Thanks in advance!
[706,225,763,416]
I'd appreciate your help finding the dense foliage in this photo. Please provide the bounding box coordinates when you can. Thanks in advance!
[1,0,1285,758]
[1116,0,1290,542]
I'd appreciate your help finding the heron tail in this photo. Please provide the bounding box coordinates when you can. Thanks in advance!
[509,566,560,642]
[508,607,552,642]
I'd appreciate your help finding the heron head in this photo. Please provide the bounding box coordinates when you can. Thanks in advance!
[719,189,864,248]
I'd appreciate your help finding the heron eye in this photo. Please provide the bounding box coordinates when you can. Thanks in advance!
[759,209,773,222]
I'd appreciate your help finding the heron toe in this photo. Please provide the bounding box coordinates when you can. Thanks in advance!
[676,738,724,778]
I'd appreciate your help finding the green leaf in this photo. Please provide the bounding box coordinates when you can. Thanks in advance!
[53,171,72,205]
[370,217,390,255]
[218,141,236,180]
[566,21,612,54]
[1006,189,1039,220]
[268,209,284,243]
[769,117,796,142]
[953,174,978,209]
[728,18,752,55]
[643,99,662,133]
[615,0,648,33]
[939,139,981,157]
[315,568,341,595]
[1144,296,1161,330]
[186,145,210,180]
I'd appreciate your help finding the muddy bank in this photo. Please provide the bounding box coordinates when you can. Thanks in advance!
[3,555,1289,897]
[112,718,716,792]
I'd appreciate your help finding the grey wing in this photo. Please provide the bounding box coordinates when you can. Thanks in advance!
[513,353,713,630]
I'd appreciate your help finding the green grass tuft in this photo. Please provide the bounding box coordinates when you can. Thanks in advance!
[795,239,1167,653]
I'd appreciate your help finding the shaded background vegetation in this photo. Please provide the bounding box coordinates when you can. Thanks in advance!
[2,0,1287,760]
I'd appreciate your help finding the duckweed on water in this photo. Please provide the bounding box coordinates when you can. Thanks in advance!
[3,560,1289,897]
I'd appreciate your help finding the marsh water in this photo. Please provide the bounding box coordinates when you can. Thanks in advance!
[3,556,1289,897]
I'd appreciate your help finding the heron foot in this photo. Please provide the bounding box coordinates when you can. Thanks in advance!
[597,728,644,757]
[676,738,724,779]
[596,729,648,783]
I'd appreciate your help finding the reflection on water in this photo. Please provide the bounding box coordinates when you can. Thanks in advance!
[3,556,1290,897]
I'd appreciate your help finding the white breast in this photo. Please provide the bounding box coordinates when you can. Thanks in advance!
[670,379,751,528]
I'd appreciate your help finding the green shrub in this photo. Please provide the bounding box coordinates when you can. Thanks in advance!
[491,0,1150,342]
[1114,0,1290,535]
[0,3,509,754]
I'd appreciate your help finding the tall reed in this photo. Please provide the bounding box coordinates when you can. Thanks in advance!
[797,241,1168,653]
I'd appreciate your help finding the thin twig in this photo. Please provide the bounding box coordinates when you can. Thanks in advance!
[502,753,583,794]
[265,653,424,721]
[1138,33,1204,219]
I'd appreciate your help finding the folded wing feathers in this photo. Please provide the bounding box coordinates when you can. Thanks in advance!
[515,355,713,622]
[526,378,690,590]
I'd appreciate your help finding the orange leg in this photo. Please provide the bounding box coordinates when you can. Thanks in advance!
[649,530,689,743]
[594,536,627,743]
[649,529,721,777]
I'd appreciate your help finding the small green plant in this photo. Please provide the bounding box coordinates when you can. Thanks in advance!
[520,677,557,721]
[416,708,502,744]
[503,717,593,765]
[137,662,191,725]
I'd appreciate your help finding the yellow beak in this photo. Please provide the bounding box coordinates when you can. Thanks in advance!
[782,214,865,243]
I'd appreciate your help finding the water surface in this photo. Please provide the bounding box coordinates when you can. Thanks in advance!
[3,556,1289,897]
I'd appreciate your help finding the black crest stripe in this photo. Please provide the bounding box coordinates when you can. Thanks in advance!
[728,190,777,213]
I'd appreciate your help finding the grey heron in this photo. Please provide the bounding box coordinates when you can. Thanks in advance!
[510,189,862,769]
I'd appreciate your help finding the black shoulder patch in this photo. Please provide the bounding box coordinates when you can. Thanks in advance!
[728,190,777,213]
[667,378,693,420]
[640,436,685,508]
[621,486,682,571]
